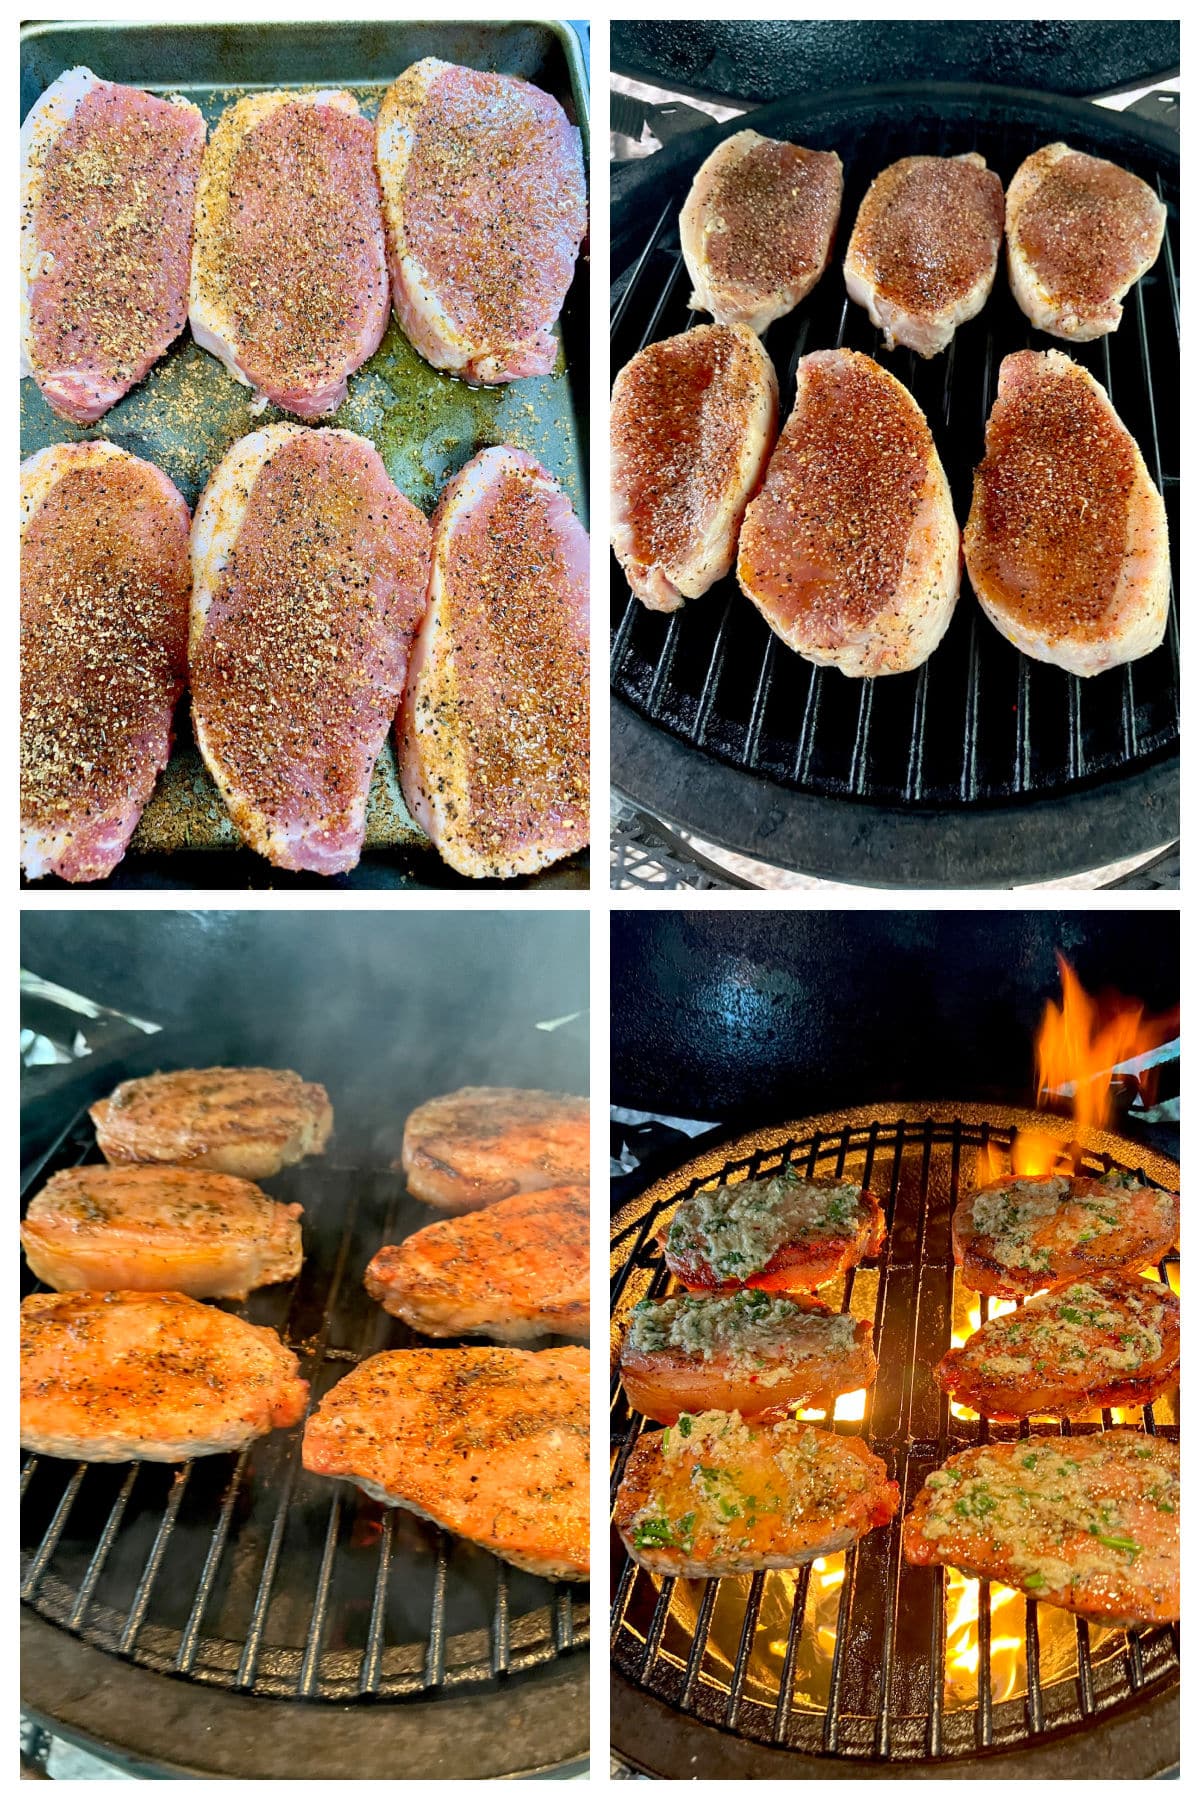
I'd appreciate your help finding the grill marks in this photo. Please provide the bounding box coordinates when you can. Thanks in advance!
[20,443,191,883]
[23,69,204,423]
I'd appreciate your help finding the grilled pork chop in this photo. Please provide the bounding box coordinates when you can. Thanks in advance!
[936,1275,1179,1420]
[610,323,777,612]
[680,129,843,334]
[190,89,388,417]
[737,349,959,676]
[659,1169,885,1295]
[398,447,589,879]
[91,1067,333,1180]
[615,1411,898,1578]
[302,1345,589,1578]
[191,424,430,873]
[376,59,586,384]
[951,1172,1179,1299]
[365,1185,587,1343]
[1006,143,1167,342]
[620,1289,876,1425]
[20,1290,307,1463]
[401,1087,589,1212]
[21,67,204,424]
[21,441,190,884]
[904,1432,1178,1625]
[844,153,1005,356]
[964,350,1169,676]
[22,1165,303,1301]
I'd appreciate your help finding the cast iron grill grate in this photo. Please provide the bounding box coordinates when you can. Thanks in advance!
[610,94,1180,811]
[21,1107,588,1702]
[610,1106,1179,1767]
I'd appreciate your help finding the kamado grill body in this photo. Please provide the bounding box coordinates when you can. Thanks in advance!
[610,1106,1179,1777]
[610,84,1179,885]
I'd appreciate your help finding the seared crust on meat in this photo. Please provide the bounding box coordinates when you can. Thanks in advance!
[737,349,959,676]
[903,1432,1178,1625]
[401,1086,588,1212]
[365,1184,588,1342]
[20,1290,308,1462]
[658,1168,885,1295]
[964,350,1169,677]
[620,1289,876,1424]
[301,1345,589,1578]
[952,1172,1178,1299]
[91,1066,332,1180]
[844,153,1004,356]
[936,1275,1178,1418]
[615,1410,898,1577]
[680,129,843,335]
[1006,143,1166,342]
[610,323,778,612]
[21,1164,303,1300]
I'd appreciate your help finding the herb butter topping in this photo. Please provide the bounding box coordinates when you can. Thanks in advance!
[627,1289,859,1378]
[962,1278,1171,1383]
[968,1173,1159,1273]
[666,1169,864,1279]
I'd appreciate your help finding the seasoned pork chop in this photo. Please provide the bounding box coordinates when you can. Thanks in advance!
[904,1432,1178,1625]
[737,349,959,676]
[937,1275,1178,1419]
[190,424,430,873]
[616,1410,898,1577]
[680,129,843,335]
[1006,143,1166,341]
[610,323,777,612]
[398,447,589,879]
[190,90,388,417]
[659,1168,885,1295]
[376,59,586,383]
[21,67,204,424]
[401,1087,588,1212]
[302,1345,589,1578]
[951,1172,1179,1299]
[91,1067,333,1180]
[620,1289,876,1425]
[22,1165,303,1300]
[21,441,190,884]
[964,350,1169,676]
[20,1290,307,1463]
[365,1185,587,1343]
[844,153,1005,356]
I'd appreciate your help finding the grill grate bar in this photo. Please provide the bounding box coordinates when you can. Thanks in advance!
[680,1579,720,1709]
[68,1465,139,1633]
[22,1465,87,1601]
[175,1452,250,1675]
[358,1509,395,1695]
[693,595,736,742]
[119,1464,193,1656]
[424,1533,450,1688]
[773,1564,814,1743]
[492,1561,512,1674]
[611,200,674,340]
[297,1492,344,1696]
[724,1571,768,1728]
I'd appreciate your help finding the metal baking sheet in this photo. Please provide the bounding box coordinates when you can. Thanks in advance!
[20,19,590,889]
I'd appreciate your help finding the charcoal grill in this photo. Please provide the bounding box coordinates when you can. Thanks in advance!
[610,84,1180,885]
[21,1102,589,1779]
[610,1104,1179,1776]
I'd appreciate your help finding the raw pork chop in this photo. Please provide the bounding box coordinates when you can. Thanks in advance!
[401,1087,589,1211]
[191,425,430,873]
[21,66,204,423]
[844,153,1005,356]
[680,129,843,334]
[20,1290,308,1463]
[91,1066,333,1180]
[1006,143,1167,341]
[365,1185,589,1341]
[22,1165,303,1300]
[376,59,586,383]
[610,323,777,612]
[964,351,1170,675]
[737,349,959,675]
[21,441,190,883]
[302,1345,590,1578]
[398,447,589,879]
[190,89,389,416]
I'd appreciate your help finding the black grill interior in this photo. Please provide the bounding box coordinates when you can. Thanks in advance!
[610,92,1179,810]
[610,1109,1179,1768]
[21,1109,587,1702]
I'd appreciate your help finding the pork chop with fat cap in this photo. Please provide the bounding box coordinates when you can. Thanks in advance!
[400,1086,589,1212]
[90,1066,332,1180]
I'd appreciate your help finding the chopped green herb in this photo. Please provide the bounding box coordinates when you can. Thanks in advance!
[678,1415,692,1438]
